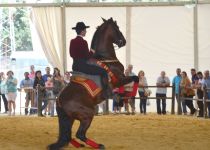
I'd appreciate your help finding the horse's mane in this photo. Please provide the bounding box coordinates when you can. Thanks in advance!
[90,23,105,50]
[91,18,117,50]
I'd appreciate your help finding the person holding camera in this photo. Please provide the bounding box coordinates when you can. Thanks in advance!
[33,70,46,117]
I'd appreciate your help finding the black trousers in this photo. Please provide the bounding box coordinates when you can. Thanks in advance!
[197,90,204,116]
[184,95,196,114]
[139,91,147,114]
[0,94,8,112]
[73,59,108,89]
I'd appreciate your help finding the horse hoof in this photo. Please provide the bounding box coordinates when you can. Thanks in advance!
[47,142,68,150]
[98,144,105,150]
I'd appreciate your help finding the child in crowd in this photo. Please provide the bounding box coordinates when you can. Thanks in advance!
[45,77,55,116]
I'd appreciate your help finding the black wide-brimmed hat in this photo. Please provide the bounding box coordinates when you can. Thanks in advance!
[72,22,90,31]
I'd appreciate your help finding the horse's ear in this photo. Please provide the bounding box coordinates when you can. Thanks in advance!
[110,17,113,21]
[101,17,107,22]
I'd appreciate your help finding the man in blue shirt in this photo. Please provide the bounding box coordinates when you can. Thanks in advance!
[172,68,187,115]
[42,67,52,82]
[202,70,210,118]
[191,68,199,85]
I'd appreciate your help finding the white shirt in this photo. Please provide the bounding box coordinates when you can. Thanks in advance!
[156,76,170,94]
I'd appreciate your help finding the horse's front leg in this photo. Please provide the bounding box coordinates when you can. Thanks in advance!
[117,75,139,87]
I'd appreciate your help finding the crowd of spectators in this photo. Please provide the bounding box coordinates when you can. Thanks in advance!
[112,66,210,118]
[0,65,210,118]
[0,65,69,117]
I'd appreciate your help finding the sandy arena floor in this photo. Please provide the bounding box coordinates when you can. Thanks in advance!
[0,114,210,150]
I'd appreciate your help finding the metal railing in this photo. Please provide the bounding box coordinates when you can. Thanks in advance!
[118,85,176,114]
[178,86,210,118]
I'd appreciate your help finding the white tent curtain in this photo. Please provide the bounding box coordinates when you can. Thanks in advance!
[198,4,210,71]
[31,7,64,74]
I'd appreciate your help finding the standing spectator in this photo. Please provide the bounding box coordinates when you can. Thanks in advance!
[156,71,170,115]
[42,67,52,115]
[180,71,197,115]
[42,67,52,82]
[29,65,36,80]
[127,64,136,76]
[172,68,187,115]
[33,70,46,117]
[126,64,136,114]
[112,88,123,114]
[52,68,65,117]
[0,72,8,113]
[202,70,210,118]
[138,70,148,115]
[45,77,54,116]
[5,71,17,116]
[191,68,199,86]
[196,72,204,117]
[124,69,135,115]
[191,68,199,109]
[20,72,34,115]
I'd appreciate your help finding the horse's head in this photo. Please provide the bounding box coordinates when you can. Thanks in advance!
[91,17,126,59]
[102,17,126,48]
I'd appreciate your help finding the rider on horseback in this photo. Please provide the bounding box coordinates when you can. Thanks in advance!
[70,22,112,99]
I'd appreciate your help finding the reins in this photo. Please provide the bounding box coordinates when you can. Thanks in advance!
[99,59,119,63]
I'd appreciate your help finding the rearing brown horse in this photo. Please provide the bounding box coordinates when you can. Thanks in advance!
[48,18,139,150]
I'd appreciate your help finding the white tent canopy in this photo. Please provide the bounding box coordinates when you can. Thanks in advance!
[31,3,210,85]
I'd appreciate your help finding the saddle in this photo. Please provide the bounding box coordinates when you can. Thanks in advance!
[70,60,117,98]
[71,71,102,98]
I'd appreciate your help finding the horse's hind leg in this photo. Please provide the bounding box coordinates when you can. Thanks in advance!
[48,106,73,150]
[76,114,105,149]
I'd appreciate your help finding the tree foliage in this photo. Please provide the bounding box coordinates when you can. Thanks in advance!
[14,8,33,51]
[1,7,33,53]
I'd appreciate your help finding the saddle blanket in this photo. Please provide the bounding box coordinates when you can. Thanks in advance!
[71,76,102,98]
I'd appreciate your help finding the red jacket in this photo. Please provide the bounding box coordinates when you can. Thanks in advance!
[69,36,93,60]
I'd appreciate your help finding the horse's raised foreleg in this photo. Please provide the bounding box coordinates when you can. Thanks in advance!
[117,75,139,87]
[76,114,105,149]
